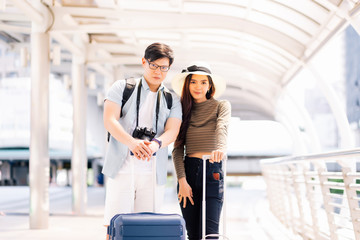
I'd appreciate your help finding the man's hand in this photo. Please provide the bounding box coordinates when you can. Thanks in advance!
[129,139,152,160]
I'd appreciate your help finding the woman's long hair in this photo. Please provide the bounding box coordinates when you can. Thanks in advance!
[174,74,215,148]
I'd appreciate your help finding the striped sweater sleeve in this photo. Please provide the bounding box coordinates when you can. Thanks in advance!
[172,144,186,179]
[216,100,231,152]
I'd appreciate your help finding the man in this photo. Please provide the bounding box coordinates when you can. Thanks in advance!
[102,43,182,236]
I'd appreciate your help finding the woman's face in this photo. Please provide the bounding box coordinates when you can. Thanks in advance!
[188,74,210,103]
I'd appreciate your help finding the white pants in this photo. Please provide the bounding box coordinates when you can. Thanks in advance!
[103,172,165,225]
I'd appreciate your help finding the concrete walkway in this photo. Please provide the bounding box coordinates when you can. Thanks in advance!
[0,176,293,240]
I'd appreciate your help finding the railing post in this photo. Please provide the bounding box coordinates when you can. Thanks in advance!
[284,164,296,234]
[302,161,320,239]
[315,162,339,240]
[289,163,306,237]
[261,149,360,240]
[262,165,284,225]
[278,165,289,226]
[340,164,360,240]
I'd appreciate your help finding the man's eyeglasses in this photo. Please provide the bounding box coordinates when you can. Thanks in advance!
[146,59,170,72]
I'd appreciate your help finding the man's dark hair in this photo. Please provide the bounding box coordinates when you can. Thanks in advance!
[144,42,174,66]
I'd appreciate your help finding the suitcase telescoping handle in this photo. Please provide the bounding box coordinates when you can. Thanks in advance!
[201,155,229,240]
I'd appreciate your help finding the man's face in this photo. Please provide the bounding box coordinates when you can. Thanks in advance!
[142,57,170,91]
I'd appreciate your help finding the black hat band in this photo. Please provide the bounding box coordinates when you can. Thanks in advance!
[181,65,211,74]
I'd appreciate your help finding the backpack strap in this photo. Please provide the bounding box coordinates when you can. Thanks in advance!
[120,77,136,118]
[163,90,173,110]
[107,77,136,142]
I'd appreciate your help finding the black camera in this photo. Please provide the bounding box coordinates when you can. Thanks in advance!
[132,127,156,141]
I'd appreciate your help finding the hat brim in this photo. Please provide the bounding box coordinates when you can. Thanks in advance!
[171,71,226,99]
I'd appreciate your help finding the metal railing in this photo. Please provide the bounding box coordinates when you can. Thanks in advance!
[260,148,360,240]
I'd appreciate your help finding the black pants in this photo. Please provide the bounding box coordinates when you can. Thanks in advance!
[179,156,224,240]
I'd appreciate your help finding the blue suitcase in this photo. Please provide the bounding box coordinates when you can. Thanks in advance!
[108,212,186,240]
[108,156,186,240]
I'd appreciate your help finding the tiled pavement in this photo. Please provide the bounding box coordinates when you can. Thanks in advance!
[0,176,293,240]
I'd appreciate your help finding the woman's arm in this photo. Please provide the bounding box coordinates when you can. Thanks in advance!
[172,144,186,180]
[211,100,231,163]
[172,144,194,207]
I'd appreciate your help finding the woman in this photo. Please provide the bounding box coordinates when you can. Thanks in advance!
[171,62,231,239]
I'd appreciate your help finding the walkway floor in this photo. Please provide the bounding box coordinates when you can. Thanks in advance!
[0,176,293,240]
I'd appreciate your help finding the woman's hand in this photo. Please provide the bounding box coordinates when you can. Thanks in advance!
[178,177,194,208]
[210,150,224,163]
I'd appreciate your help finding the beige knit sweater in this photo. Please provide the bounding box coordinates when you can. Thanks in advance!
[172,98,231,179]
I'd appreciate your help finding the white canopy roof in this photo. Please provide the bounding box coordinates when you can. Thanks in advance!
[1,0,360,119]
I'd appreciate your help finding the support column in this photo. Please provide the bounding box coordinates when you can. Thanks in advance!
[91,159,99,187]
[71,47,87,215]
[29,31,50,229]
[50,163,56,185]
[1,161,11,180]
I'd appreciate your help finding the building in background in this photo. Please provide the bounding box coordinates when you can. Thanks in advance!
[346,26,360,145]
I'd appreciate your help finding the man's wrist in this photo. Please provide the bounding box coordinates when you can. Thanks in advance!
[151,138,162,148]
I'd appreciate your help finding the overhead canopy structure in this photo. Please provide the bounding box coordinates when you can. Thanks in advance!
[2,0,360,229]
[1,0,360,119]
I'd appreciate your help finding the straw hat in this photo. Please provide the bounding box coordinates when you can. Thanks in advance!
[171,61,226,99]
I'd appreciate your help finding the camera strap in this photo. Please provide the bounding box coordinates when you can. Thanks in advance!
[136,80,161,133]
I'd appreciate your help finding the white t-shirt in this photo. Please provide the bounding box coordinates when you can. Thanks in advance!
[119,91,157,173]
